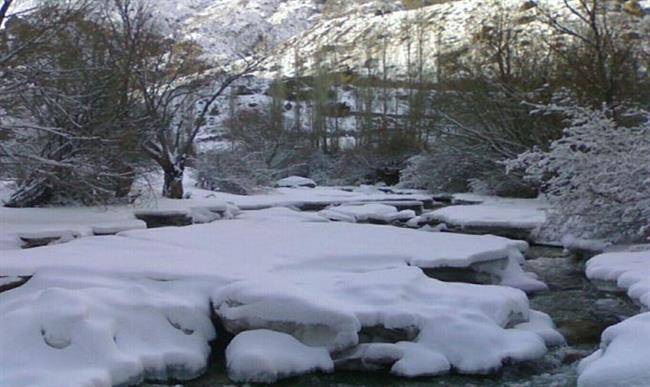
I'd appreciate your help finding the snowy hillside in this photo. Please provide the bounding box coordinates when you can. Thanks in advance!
[13,0,324,60]
[269,0,650,79]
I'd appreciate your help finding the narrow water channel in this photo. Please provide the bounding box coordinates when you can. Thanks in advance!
[172,244,638,387]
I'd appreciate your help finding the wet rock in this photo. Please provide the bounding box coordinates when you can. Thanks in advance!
[0,276,30,293]
[134,210,193,228]
[444,224,534,242]
[358,325,419,344]
[423,266,495,285]
[19,230,80,249]
[432,193,454,204]
[558,320,607,345]
[291,201,333,212]
[334,343,401,372]
[561,349,592,365]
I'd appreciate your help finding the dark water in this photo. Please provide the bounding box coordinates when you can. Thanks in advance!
[149,246,638,387]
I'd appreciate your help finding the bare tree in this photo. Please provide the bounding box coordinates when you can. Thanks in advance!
[537,0,647,108]
[0,1,137,207]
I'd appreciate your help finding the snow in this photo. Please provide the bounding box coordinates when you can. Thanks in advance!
[213,266,553,376]
[0,179,563,386]
[275,175,317,188]
[0,270,215,387]
[1,176,433,250]
[0,276,23,288]
[0,206,146,250]
[576,249,650,386]
[0,207,536,284]
[0,204,558,385]
[586,249,650,309]
[577,312,650,387]
[318,203,415,223]
[226,330,333,383]
[422,201,547,230]
[514,310,566,347]
[562,235,611,255]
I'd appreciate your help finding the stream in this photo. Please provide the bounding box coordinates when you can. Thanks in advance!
[173,244,639,387]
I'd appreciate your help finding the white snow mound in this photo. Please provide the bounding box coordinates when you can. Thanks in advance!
[213,266,553,376]
[276,176,317,188]
[0,270,215,387]
[577,312,650,387]
[318,203,415,223]
[226,329,333,383]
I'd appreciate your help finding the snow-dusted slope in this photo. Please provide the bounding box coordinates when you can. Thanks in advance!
[269,0,650,79]
[12,0,324,61]
[161,0,323,60]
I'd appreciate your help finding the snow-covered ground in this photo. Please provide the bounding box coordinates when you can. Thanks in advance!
[0,190,559,386]
[0,177,430,250]
[1,206,537,283]
[577,248,650,387]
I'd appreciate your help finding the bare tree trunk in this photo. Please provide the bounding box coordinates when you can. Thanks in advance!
[162,164,184,199]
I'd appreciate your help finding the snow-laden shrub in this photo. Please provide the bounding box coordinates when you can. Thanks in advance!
[399,145,536,197]
[398,149,473,193]
[307,149,394,186]
[509,106,650,243]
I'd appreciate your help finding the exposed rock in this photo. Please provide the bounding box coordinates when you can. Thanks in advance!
[0,276,30,293]
[134,210,194,228]
[559,320,608,346]
[444,224,535,242]
[19,230,80,249]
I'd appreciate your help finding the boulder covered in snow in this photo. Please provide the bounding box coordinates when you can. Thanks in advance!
[213,266,557,378]
[0,270,216,387]
[275,176,317,188]
[226,329,333,383]
[577,249,650,387]
[577,312,650,387]
[412,202,547,242]
[586,249,650,308]
[318,203,416,224]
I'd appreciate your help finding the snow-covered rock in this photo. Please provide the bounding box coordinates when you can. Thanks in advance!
[577,312,650,387]
[18,230,81,249]
[0,205,553,385]
[577,249,650,386]
[226,329,333,383]
[0,207,539,290]
[0,270,216,387]
[214,266,555,377]
[586,250,650,309]
[275,176,317,188]
[410,197,548,242]
[318,203,415,224]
